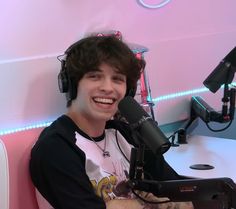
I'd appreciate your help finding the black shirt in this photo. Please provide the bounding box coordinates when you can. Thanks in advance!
[30,115,180,209]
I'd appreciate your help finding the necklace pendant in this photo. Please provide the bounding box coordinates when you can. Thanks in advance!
[103,151,110,158]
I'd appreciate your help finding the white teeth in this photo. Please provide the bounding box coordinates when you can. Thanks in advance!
[94,98,114,104]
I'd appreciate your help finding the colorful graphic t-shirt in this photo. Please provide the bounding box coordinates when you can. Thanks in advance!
[75,129,132,202]
[35,123,133,209]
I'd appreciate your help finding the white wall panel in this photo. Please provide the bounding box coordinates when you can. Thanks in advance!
[0,56,66,130]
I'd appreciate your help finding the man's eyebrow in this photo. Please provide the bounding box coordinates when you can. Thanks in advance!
[114,69,125,75]
[116,73,126,76]
[88,68,101,73]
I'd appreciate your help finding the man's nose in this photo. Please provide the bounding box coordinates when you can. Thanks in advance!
[100,78,114,91]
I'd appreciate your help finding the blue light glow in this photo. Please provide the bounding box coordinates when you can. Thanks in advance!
[152,87,208,102]
[0,82,235,136]
[0,122,51,136]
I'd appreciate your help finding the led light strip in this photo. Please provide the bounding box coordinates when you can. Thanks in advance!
[0,122,52,136]
[151,82,236,102]
[0,82,235,136]
[151,87,208,102]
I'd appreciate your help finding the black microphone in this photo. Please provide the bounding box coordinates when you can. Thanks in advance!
[118,96,171,155]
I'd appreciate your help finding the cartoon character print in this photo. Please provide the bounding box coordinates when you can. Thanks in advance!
[90,175,117,202]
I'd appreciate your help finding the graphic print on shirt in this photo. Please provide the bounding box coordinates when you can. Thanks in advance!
[90,175,117,201]
[75,129,132,201]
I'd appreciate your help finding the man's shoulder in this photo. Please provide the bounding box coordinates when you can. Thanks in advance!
[32,115,78,152]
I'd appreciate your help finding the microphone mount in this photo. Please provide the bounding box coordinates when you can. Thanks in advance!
[195,46,236,125]
[128,144,236,208]
[127,177,236,208]
[191,84,235,124]
[177,47,236,139]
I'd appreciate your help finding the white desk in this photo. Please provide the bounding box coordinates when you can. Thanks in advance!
[164,135,236,181]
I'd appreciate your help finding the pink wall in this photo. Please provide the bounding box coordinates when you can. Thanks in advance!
[0,0,236,130]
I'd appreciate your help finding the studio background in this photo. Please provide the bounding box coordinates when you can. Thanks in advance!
[1,0,236,138]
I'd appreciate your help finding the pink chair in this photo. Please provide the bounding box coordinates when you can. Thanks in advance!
[0,128,43,209]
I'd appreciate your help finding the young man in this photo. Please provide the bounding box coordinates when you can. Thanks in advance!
[30,35,193,209]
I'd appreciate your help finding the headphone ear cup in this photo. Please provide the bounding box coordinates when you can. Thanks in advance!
[126,87,136,97]
[58,71,69,93]
[58,60,69,93]
[58,59,77,102]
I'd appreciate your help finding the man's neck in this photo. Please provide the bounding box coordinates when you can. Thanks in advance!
[66,111,106,137]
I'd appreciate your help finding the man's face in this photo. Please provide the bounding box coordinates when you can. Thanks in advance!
[74,62,127,122]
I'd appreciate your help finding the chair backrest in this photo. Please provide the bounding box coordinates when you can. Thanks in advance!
[0,128,43,209]
[0,139,9,209]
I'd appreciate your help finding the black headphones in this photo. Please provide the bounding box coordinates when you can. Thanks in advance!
[57,40,83,102]
[58,59,76,102]
[58,60,68,93]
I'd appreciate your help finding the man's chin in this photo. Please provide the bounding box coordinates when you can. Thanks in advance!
[98,113,115,121]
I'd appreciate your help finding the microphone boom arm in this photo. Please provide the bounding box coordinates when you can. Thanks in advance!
[128,178,236,208]
[191,84,236,124]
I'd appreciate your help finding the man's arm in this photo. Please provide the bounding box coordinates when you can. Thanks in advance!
[106,199,143,209]
[106,198,194,209]
[30,135,106,209]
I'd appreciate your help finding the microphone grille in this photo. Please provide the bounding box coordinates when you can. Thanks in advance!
[118,96,149,124]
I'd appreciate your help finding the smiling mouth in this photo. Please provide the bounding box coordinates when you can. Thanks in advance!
[93,97,115,105]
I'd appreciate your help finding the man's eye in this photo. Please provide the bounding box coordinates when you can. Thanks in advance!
[87,73,100,79]
[114,76,126,82]
[88,74,96,78]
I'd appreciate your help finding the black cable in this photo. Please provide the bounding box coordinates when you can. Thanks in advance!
[167,130,180,146]
[115,129,154,180]
[206,120,233,132]
[115,129,130,163]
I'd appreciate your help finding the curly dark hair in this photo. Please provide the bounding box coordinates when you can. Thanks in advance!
[62,35,145,107]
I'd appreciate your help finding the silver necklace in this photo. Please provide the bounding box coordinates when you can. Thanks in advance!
[87,133,110,158]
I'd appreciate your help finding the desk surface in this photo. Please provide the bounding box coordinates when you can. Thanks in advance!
[164,135,236,181]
